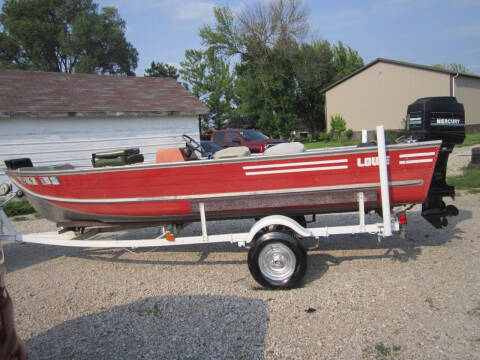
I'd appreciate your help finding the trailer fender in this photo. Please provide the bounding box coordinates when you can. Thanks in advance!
[246,215,313,244]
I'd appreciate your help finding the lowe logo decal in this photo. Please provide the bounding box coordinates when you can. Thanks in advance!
[357,156,390,167]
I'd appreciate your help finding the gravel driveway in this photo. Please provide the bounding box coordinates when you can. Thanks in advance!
[2,146,479,359]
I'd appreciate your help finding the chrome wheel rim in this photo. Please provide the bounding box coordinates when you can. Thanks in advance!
[258,242,296,285]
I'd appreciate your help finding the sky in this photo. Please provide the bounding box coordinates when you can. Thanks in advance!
[2,0,480,75]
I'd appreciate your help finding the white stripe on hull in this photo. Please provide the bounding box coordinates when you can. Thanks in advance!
[245,165,348,176]
[398,151,436,165]
[243,159,348,170]
[399,159,434,165]
[399,152,435,158]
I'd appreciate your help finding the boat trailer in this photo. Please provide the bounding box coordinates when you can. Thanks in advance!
[0,126,410,289]
[0,126,406,289]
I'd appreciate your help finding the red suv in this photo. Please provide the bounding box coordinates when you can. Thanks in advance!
[211,129,286,153]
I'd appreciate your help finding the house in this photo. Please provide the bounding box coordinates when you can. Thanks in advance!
[0,69,208,183]
[323,58,480,133]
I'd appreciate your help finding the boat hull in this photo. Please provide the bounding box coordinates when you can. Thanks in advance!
[7,141,441,225]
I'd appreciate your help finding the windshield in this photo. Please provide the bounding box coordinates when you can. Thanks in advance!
[240,130,268,141]
[201,141,223,153]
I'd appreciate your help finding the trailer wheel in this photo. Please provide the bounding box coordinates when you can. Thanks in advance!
[248,231,307,289]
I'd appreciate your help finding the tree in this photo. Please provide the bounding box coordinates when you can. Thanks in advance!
[180,49,235,129]
[331,41,364,82]
[433,63,471,74]
[145,61,179,79]
[185,1,363,138]
[293,40,333,137]
[253,48,301,137]
[199,1,308,61]
[0,0,138,75]
[329,114,346,141]
[231,61,264,129]
[236,0,308,55]
[198,1,308,136]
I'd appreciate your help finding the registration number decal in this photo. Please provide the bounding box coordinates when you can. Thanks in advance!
[17,176,38,185]
[17,176,60,186]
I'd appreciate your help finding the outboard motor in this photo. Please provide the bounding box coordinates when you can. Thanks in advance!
[406,97,465,228]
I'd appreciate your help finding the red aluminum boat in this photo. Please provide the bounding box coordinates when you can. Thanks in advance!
[3,97,465,230]
[4,139,439,220]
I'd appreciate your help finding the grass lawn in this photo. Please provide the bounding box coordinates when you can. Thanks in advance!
[305,132,480,150]
[1,198,36,217]
[304,139,359,149]
[447,168,480,194]
[459,132,480,147]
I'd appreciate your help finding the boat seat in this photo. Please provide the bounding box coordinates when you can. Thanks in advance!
[4,158,33,170]
[156,148,198,163]
[156,148,186,163]
[92,148,144,168]
[213,146,251,159]
[263,142,305,156]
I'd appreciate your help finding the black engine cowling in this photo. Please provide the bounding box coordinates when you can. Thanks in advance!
[406,97,465,228]
[406,96,465,145]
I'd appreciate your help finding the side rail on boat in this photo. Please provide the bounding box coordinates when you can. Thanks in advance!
[0,126,404,289]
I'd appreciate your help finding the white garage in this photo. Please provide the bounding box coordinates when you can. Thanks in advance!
[0,69,208,183]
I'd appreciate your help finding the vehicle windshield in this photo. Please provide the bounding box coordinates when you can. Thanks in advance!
[201,141,223,152]
[240,130,268,141]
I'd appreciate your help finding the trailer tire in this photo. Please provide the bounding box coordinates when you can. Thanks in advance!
[248,231,307,289]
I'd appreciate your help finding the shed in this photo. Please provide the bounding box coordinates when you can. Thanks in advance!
[323,58,480,133]
[0,69,208,183]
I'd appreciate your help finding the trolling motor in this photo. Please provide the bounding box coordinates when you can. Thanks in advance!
[406,97,465,228]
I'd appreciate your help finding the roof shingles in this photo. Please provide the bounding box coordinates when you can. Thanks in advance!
[0,69,209,115]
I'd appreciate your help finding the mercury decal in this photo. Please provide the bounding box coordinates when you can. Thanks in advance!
[431,118,464,126]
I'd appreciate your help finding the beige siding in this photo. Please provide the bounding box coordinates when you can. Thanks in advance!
[455,76,480,126]
[326,62,451,131]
